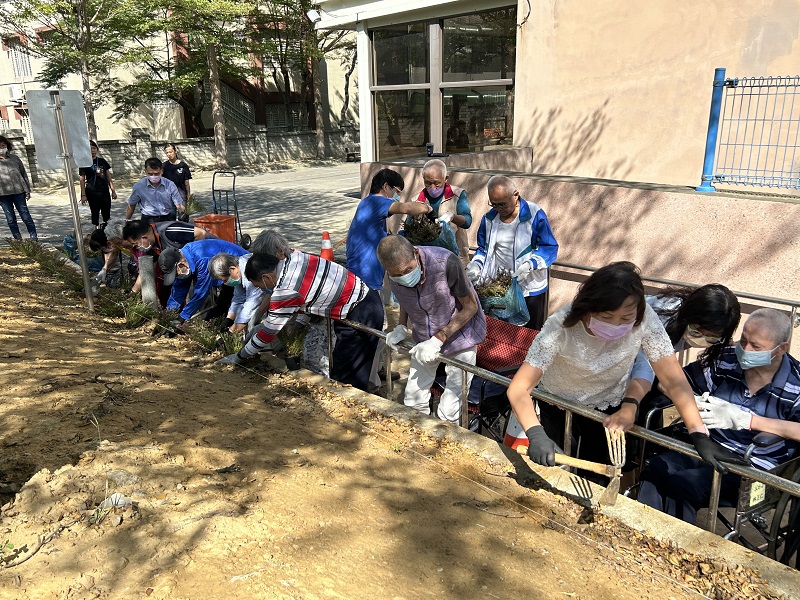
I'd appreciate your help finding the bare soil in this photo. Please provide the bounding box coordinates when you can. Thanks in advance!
[0,250,783,599]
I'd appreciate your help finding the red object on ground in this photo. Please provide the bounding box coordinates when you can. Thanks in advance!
[194,214,236,243]
[320,231,334,261]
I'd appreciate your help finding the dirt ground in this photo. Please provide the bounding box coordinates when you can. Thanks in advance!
[0,249,785,599]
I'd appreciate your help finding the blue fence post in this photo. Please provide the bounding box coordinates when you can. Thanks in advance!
[696,68,727,192]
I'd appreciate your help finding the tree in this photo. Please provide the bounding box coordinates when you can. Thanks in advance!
[0,0,137,140]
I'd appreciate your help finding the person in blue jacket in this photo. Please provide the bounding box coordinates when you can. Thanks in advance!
[465,175,558,329]
[158,239,248,324]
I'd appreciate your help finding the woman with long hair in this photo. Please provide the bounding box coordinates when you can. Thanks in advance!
[0,134,37,240]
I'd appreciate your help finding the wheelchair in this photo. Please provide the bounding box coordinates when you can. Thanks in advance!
[632,399,800,568]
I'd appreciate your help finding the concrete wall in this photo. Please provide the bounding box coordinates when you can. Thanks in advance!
[361,158,800,313]
[513,0,800,187]
[23,126,358,186]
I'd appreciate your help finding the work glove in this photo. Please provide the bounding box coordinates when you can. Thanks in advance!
[465,262,481,283]
[689,432,748,474]
[385,324,409,352]
[513,261,533,279]
[166,317,187,336]
[220,317,235,332]
[695,393,753,430]
[410,336,443,365]
[437,211,454,224]
[95,268,107,284]
[525,425,563,467]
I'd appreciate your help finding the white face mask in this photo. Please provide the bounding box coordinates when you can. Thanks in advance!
[148,175,161,185]
[0,148,7,155]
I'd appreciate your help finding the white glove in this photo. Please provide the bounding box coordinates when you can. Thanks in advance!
[410,336,444,365]
[437,211,454,224]
[695,393,752,430]
[95,268,107,284]
[385,324,408,351]
[513,261,533,278]
[465,262,481,283]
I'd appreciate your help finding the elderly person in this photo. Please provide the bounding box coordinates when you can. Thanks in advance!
[506,262,741,475]
[125,157,185,223]
[379,236,486,423]
[346,168,434,291]
[415,159,472,265]
[209,252,265,334]
[639,309,800,524]
[466,175,558,330]
[0,135,37,241]
[158,239,248,324]
[221,251,384,392]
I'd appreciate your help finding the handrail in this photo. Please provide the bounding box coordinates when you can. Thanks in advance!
[335,317,800,501]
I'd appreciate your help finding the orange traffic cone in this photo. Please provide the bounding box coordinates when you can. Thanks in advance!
[320,231,334,261]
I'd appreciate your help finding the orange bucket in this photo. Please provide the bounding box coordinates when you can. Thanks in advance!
[194,213,236,243]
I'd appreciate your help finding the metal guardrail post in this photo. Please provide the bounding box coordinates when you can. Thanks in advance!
[384,343,394,401]
[696,67,727,192]
[707,470,722,533]
[326,318,334,376]
[461,369,469,428]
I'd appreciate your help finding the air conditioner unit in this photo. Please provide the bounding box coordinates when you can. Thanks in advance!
[8,84,24,104]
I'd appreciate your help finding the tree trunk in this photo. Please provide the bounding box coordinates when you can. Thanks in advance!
[280,66,293,131]
[206,44,227,167]
[339,50,357,124]
[80,58,98,141]
[312,57,325,158]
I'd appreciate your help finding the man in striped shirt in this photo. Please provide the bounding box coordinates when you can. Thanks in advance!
[222,251,384,392]
[639,309,800,524]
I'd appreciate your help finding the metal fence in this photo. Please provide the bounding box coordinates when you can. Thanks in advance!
[697,67,800,192]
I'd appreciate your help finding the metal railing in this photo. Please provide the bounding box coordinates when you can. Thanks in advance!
[697,67,800,192]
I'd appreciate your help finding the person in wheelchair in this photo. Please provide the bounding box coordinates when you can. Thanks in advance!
[638,308,800,524]
[506,262,741,472]
[378,235,486,424]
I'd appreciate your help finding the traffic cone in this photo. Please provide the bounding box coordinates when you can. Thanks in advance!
[320,231,334,261]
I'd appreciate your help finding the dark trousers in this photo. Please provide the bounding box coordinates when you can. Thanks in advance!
[638,450,740,524]
[86,188,111,226]
[142,212,176,225]
[0,193,37,240]
[331,289,385,392]
[524,292,547,330]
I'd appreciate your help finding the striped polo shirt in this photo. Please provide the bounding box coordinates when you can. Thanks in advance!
[685,346,800,469]
[243,251,368,356]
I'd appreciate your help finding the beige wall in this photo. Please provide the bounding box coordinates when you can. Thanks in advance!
[361,159,800,312]
[513,0,800,187]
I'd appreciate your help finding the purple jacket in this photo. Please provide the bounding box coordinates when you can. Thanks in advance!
[389,246,486,356]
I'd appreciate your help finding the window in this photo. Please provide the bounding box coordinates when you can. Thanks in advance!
[369,7,515,160]
[4,37,32,78]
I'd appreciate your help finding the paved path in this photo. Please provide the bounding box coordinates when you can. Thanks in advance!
[7,161,362,259]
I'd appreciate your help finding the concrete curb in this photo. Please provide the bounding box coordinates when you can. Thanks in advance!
[285,365,800,599]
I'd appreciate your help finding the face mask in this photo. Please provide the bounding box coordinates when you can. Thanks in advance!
[225,278,240,287]
[261,276,274,294]
[391,193,400,203]
[735,342,778,370]
[138,243,152,251]
[148,175,161,185]
[389,265,421,287]
[176,272,191,280]
[427,186,445,199]
[683,332,713,348]
[587,316,634,341]
[0,148,7,155]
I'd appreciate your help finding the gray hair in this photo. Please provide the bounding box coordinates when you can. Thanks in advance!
[422,159,447,179]
[377,235,416,269]
[747,308,792,345]
[209,253,240,280]
[487,175,517,198]
[251,229,292,257]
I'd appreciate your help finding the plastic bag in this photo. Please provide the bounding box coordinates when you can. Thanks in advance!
[479,277,530,326]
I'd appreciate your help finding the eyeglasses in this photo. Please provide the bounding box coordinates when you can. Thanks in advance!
[488,200,512,209]
[686,325,724,344]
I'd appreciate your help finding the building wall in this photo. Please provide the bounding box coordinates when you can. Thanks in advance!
[513,0,800,186]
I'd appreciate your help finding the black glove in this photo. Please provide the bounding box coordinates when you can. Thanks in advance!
[689,432,748,474]
[220,317,235,332]
[525,425,563,467]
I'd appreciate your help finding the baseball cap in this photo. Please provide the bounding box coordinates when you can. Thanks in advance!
[158,247,182,286]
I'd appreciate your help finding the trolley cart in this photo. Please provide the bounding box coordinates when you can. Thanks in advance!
[211,171,251,249]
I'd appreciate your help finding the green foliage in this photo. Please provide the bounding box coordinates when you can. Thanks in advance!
[476,272,513,299]
[184,318,219,352]
[183,193,205,217]
[404,215,442,245]
[216,330,244,355]
[8,238,84,291]
[94,287,129,318]
[277,323,309,357]
[122,295,158,329]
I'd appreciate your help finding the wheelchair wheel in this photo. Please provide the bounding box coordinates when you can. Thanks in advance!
[240,233,252,250]
[767,468,800,567]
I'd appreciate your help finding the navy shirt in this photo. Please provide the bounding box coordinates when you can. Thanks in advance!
[685,347,800,469]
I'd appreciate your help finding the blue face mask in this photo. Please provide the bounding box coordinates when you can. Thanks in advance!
[735,342,778,369]
[261,275,274,294]
[391,192,400,203]
[390,265,421,287]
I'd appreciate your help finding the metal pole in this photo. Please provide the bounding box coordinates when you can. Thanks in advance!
[706,470,722,533]
[696,67,727,192]
[51,91,94,312]
[384,343,394,401]
[326,318,334,377]
[460,368,469,428]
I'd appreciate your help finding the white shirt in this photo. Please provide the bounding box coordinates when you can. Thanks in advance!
[525,303,675,410]
[228,253,266,324]
[489,215,519,276]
